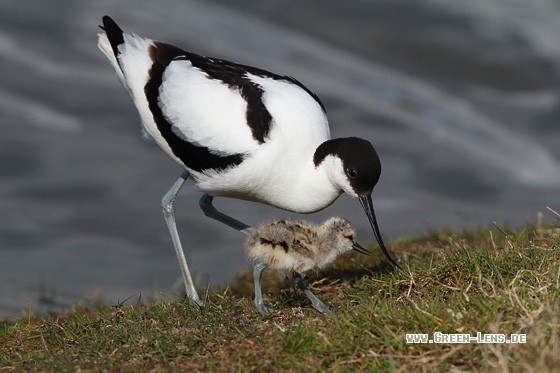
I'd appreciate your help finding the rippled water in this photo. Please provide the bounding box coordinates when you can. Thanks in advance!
[2,0,560,318]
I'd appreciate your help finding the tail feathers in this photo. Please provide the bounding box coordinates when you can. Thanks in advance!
[97,16,156,100]
[98,16,129,87]
[99,16,124,60]
[98,32,125,86]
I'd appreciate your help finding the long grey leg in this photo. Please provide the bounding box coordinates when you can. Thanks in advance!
[162,170,203,308]
[199,194,254,235]
[253,262,276,315]
[292,272,332,314]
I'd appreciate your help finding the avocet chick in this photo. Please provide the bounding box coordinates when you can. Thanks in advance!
[245,217,370,315]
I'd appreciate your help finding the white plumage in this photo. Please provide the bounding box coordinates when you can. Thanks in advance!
[160,61,260,154]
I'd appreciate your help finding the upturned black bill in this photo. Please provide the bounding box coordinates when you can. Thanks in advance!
[359,194,401,268]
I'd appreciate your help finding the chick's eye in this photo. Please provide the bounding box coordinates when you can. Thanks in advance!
[344,234,355,242]
[346,168,358,178]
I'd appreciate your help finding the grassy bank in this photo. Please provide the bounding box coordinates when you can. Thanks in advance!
[1,223,559,372]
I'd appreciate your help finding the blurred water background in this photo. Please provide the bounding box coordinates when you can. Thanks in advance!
[2,0,560,318]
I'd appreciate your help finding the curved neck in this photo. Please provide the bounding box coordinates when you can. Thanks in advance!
[234,144,342,213]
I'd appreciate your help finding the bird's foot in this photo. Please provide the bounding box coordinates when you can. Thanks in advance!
[187,296,204,310]
[255,301,277,315]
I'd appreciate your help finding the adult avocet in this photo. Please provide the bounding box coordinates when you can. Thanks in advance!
[97,16,399,308]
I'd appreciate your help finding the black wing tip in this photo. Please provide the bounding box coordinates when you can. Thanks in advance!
[100,16,121,31]
[99,16,124,58]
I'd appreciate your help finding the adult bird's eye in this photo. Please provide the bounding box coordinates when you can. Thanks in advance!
[346,168,358,178]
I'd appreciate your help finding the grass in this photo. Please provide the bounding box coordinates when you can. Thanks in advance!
[1,222,559,372]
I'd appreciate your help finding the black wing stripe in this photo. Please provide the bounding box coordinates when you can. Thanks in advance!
[145,42,244,173]
[175,54,273,144]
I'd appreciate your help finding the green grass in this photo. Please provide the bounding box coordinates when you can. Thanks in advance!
[1,223,559,372]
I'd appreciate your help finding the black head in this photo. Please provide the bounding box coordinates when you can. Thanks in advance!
[314,137,399,268]
[314,137,381,196]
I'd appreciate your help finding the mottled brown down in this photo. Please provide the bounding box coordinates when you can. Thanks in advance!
[245,217,360,274]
